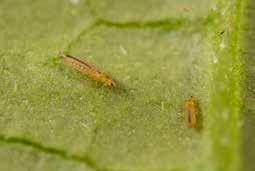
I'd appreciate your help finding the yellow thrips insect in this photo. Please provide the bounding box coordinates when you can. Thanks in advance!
[184,96,197,128]
[61,53,116,87]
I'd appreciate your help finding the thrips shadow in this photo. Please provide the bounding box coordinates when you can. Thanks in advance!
[195,100,203,132]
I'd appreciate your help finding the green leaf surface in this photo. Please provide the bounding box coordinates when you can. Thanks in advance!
[241,0,255,171]
[0,0,253,171]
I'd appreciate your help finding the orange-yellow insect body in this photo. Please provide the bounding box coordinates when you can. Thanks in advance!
[61,53,116,87]
[184,96,197,128]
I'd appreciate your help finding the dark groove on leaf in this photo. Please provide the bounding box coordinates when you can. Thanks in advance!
[97,18,183,31]
[0,134,104,171]
[65,15,215,53]
[85,0,215,31]
[64,0,216,53]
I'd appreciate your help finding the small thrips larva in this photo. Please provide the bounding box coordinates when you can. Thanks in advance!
[184,96,197,128]
[60,53,116,87]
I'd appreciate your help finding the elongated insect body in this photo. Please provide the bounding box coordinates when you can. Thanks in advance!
[184,96,197,128]
[61,53,116,87]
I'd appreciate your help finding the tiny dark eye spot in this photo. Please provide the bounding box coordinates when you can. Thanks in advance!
[110,82,116,87]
